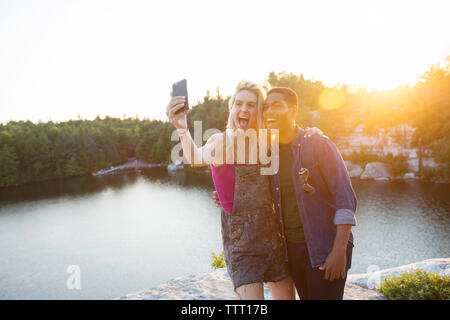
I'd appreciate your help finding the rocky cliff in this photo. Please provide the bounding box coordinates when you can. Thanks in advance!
[117,258,449,300]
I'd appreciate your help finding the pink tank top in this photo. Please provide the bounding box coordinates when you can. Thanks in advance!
[210,164,235,214]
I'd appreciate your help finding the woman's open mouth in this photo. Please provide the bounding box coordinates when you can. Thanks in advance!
[238,115,249,128]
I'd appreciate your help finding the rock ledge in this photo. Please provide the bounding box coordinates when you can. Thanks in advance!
[117,258,449,300]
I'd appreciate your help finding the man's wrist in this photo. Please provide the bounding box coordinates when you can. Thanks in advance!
[332,244,347,253]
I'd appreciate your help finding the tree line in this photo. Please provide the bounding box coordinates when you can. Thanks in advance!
[1,61,449,187]
[0,91,229,187]
[268,59,450,171]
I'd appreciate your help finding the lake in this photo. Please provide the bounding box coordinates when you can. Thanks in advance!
[0,168,449,299]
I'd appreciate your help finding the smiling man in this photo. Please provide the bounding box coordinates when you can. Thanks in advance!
[263,87,357,300]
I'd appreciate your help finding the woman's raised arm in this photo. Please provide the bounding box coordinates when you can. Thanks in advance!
[166,95,223,167]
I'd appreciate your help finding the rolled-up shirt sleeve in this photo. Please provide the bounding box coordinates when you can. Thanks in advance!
[315,137,357,226]
[334,208,357,225]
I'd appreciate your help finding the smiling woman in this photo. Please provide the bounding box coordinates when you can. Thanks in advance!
[230,91,257,130]
[166,79,299,300]
[227,82,264,131]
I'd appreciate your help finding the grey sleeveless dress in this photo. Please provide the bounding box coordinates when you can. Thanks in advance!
[221,164,289,290]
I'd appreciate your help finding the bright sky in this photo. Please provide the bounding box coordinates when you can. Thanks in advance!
[1,0,449,124]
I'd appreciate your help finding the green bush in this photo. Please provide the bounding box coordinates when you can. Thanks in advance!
[345,149,409,177]
[417,166,450,182]
[344,146,380,167]
[211,250,226,270]
[431,137,450,165]
[384,153,409,177]
[377,269,450,300]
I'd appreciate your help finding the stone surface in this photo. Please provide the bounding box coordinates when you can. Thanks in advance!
[346,258,449,290]
[116,258,449,300]
[167,163,184,171]
[403,172,415,179]
[344,161,364,178]
[360,162,391,180]
[422,157,441,168]
[407,159,420,172]
[344,161,355,170]
[349,167,364,178]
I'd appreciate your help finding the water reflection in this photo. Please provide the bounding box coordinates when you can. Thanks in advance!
[0,174,139,205]
[0,170,449,299]
[350,179,450,273]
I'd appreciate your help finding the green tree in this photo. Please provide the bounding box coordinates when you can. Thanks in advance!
[0,145,20,186]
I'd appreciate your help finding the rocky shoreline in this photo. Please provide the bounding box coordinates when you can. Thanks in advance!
[91,157,448,183]
[346,161,405,181]
[117,258,449,300]
[344,160,449,183]
[166,161,448,183]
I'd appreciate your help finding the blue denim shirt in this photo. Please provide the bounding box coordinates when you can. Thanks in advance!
[270,127,357,268]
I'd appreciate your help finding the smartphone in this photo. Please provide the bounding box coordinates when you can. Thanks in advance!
[172,79,189,114]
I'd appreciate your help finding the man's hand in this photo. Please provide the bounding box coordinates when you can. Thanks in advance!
[212,190,221,208]
[319,247,347,281]
[304,126,328,139]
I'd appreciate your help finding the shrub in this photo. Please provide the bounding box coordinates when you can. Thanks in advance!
[384,153,409,177]
[417,166,450,182]
[345,149,409,177]
[344,146,380,167]
[377,269,450,300]
[211,250,227,270]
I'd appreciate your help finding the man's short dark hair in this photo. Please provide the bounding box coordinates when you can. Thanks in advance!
[267,87,298,110]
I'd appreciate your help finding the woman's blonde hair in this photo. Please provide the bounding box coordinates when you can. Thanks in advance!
[226,80,269,130]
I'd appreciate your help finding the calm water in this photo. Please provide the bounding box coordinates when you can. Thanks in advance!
[0,168,449,299]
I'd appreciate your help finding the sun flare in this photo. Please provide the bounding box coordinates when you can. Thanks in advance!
[319,88,346,111]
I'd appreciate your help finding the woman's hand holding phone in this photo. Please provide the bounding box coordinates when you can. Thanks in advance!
[166,94,188,130]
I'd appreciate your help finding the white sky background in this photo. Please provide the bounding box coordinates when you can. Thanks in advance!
[0,0,449,124]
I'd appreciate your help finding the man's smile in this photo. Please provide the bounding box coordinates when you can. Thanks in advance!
[264,115,279,128]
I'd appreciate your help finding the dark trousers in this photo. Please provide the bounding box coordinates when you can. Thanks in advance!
[287,242,353,300]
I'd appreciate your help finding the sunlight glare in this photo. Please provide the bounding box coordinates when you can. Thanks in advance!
[319,88,346,110]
